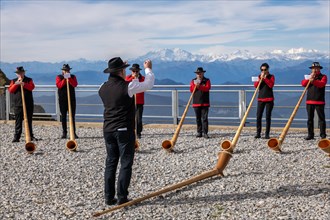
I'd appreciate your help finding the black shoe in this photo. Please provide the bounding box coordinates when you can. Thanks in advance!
[137,134,141,139]
[203,134,209,139]
[61,133,67,139]
[320,134,326,139]
[105,198,117,206]
[117,198,131,205]
[196,133,202,138]
[264,134,270,139]
[12,138,19,143]
[304,136,314,140]
[74,134,79,139]
[254,134,261,139]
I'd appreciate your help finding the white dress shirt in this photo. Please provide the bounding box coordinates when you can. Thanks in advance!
[128,68,155,97]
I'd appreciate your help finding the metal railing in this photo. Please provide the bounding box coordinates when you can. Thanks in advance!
[1,84,329,127]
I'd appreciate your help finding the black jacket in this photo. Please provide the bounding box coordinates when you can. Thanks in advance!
[10,76,34,108]
[98,74,135,132]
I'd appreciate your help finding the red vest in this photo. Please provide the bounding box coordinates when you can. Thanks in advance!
[125,74,145,104]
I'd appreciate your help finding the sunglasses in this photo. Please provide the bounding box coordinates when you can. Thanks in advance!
[132,70,139,73]
[261,68,268,71]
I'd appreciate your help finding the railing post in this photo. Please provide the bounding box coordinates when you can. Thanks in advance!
[172,90,178,125]
[5,88,10,121]
[55,91,60,122]
[238,90,246,121]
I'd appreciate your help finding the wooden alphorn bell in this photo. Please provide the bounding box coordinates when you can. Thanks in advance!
[20,84,36,154]
[267,80,311,152]
[134,94,140,151]
[92,148,229,217]
[162,85,197,152]
[318,138,330,157]
[65,78,78,151]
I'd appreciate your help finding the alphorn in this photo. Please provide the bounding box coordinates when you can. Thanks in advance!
[134,94,140,151]
[162,85,197,152]
[267,80,311,152]
[20,84,36,154]
[318,139,330,157]
[92,149,232,217]
[220,78,263,152]
[65,78,78,151]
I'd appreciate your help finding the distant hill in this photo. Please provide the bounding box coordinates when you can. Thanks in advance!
[1,48,329,85]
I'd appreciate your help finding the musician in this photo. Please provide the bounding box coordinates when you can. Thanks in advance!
[254,63,275,139]
[190,67,211,139]
[8,66,36,142]
[99,57,155,206]
[301,62,327,140]
[125,64,145,139]
[56,64,78,139]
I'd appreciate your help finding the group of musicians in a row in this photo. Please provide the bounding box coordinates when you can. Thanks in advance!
[7,58,327,206]
[8,61,327,143]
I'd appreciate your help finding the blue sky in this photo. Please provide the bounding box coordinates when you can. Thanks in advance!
[0,0,329,62]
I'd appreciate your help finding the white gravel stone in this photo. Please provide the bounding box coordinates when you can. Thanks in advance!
[0,123,329,219]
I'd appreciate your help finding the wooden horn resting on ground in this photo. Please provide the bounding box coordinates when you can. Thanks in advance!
[21,84,36,154]
[134,94,140,151]
[220,78,263,153]
[267,80,311,153]
[65,78,78,151]
[92,149,231,217]
[318,138,330,157]
[162,85,197,152]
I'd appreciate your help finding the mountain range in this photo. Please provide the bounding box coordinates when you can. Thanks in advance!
[0,48,329,85]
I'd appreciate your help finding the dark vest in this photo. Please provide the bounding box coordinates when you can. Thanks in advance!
[57,75,76,102]
[98,74,135,132]
[258,74,274,100]
[307,73,326,102]
[192,77,210,105]
[12,76,34,108]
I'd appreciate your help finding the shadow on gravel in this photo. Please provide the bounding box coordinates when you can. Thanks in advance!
[277,148,316,155]
[135,148,159,154]
[145,184,330,206]
[76,136,103,140]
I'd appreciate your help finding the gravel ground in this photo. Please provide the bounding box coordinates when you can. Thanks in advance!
[0,122,329,220]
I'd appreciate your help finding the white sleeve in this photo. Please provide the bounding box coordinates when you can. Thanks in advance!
[128,68,155,97]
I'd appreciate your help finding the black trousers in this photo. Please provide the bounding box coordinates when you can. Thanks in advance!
[14,106,34,140]
[59,99,76,134]
[135,104,144,135]
[193,106,209,134]
[104,130,135,201]
[256,101,274,135]
[306,104,326,137]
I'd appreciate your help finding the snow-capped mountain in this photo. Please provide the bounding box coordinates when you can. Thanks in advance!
[137,48,329,62]
[1,47,328,85]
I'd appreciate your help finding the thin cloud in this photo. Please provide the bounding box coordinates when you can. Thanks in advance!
[0,0,329,62]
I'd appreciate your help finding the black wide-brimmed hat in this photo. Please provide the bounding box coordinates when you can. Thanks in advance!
[104,57,130,73]
[61,64,72,71]
[194,67,206,73]
[129,63,142,71]
[15,66,26,73]
[309,62,323,69]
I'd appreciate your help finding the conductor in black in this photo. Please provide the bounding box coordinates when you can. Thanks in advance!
[99,57,155,206]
